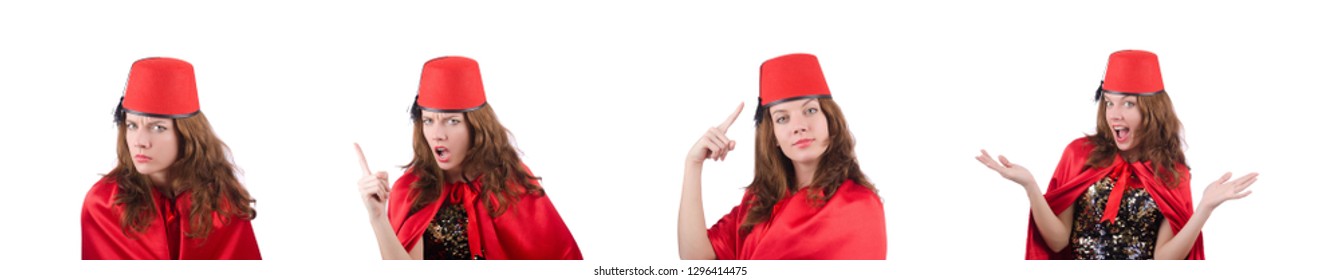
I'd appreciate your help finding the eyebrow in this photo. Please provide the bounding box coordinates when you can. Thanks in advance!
[422,113,464,119]
[124,118,168,125]
[1102,95,1136,102]
[770,99,819,115]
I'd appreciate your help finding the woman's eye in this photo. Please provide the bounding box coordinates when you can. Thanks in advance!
[126,123,137,129]
[1124,101,1136,107]
[153,125,167,132]
[423,118,433,125]
[775,116,788,124]
[448,119,461,125]
[805,107,819,114]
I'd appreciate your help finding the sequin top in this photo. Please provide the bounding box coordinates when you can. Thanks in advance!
[1069,177,1164,260]
[422,203,484,260]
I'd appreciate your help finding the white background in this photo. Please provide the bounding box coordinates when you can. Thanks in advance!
[2,0,1336,279]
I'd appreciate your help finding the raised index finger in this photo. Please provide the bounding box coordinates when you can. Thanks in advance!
[354,142,372,176]
[717,102,746,132]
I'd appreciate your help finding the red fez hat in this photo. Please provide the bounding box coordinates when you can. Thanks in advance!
[414,56,487,113]
[1095,50,1165,101]
[115,57,201,121]
[755,53,832,125]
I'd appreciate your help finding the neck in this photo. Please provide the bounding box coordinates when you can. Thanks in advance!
[793,160,818,188]
[1117,149,1139,163]
[148,171,174,195]
[444,167,467,183]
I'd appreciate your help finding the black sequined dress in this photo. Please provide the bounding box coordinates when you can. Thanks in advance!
[1069,177,1164,260]
[422,203,484,260]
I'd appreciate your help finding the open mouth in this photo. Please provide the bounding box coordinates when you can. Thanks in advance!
[433,146,450,163]
[1113,126,1131,143]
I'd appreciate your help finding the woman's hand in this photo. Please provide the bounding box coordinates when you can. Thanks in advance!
[1200,172,1257,211]
[355,143,391,221]
[976,149,1039,189]
[686,102,744,165]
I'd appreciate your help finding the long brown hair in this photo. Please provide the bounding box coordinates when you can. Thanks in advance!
[406,104,543,217]
[741,98,874,235]
[1086,92,1188,187]
[108,112,256,238]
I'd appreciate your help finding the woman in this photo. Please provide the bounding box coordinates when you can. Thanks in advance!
[977,50,1258,260]
[356,56,582,260]
[677,53,886,260]
[81,57,261,260]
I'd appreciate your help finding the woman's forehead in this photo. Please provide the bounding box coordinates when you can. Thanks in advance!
[1102,93,1138,101]
[421,111,465,118]
[769,98,819,112]
[124,113,172,123]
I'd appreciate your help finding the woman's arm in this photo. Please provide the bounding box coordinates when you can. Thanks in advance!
[1154,172,1257,260]
[978,150,1073,252]
[678,161,715,260]
[1024,182,1075,252]
[677,103,743,260]
[356,143,423,260]
[368,215,423,260]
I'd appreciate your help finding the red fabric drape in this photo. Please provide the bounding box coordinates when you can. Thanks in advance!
[707,179,886,260]
[81,176,261,260]
[387,167,582,260]
[1024,137,1202,260]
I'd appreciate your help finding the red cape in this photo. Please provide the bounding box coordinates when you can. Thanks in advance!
[1025,137,1203,260]
[81,176,261,260]
[387,169,582,260]
[706,179,886,260]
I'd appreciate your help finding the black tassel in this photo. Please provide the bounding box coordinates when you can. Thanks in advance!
[409,94,423,120]
[112,96,126,123]
[752,97,766,126]
[1093,81,1105,102]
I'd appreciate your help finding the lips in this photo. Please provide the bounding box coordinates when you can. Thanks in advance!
[433,146,450,163]
[1113,125,1131,144]
[793,138,815,149]
[133,154,152,163]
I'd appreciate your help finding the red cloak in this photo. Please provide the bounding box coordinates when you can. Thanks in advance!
[706,179,886,260]
[1025,137,1203,260]
[387,168,582,260]
[81,176,262,260]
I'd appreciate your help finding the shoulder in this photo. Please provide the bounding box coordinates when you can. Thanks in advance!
[1065,137,1097,154]
[834,180,879,201]
[392,169,420,189]
[503,160,545,194]
[793,180,883,216]
[84,176,120,200]
[82,175,121,210]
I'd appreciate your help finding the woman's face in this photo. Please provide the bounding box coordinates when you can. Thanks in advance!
[1102,93,1143,151]
[770,98,830,165]
[421,111,471,172]
[124,114,178,182]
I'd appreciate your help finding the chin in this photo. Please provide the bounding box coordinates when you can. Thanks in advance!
[786,153,821,164]
[785,148,828,164]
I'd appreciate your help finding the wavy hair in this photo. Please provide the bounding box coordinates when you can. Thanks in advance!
[108,112,256,238]
[741,98,874,235]
[405,104,543,217]
[1086,92,1188,188]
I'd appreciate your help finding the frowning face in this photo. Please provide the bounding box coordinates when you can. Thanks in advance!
[124,114,178,183]
[420,111,471,172]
